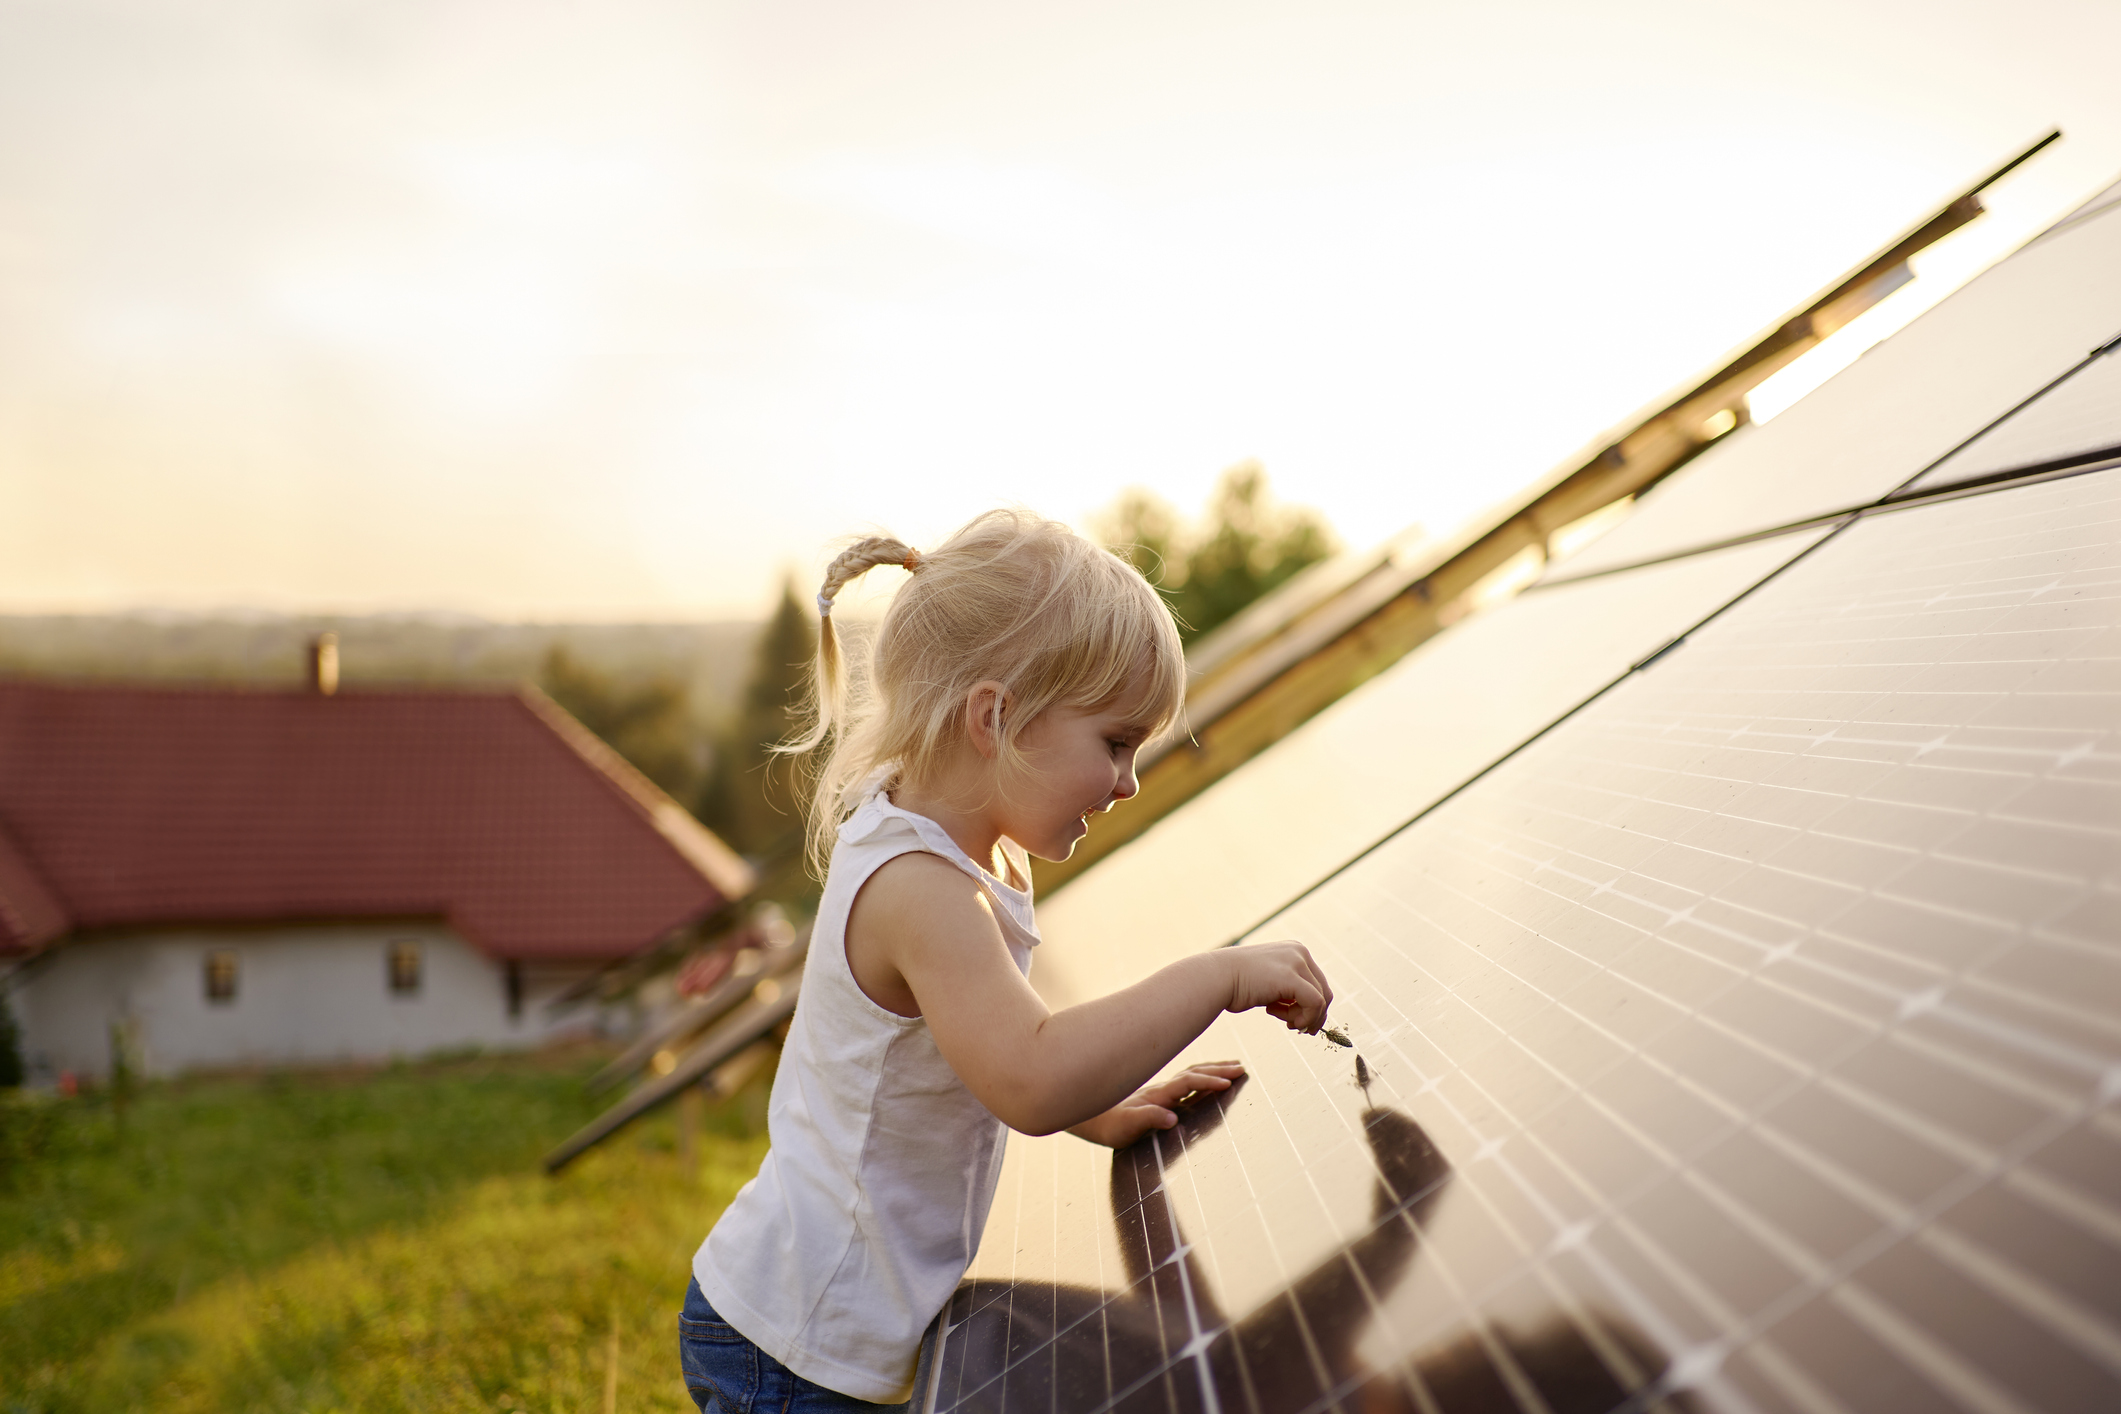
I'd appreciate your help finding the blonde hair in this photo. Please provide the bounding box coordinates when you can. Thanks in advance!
[785,508,1187,875]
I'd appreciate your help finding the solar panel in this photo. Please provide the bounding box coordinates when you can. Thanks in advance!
[1551,195,2121,578]
[923,466,2121,1414]
[1031,533,1830,1008]
[2046,175,2121,237]
[1904,345,2121,493]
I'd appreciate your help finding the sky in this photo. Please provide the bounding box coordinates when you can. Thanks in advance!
[2,0,2118,621]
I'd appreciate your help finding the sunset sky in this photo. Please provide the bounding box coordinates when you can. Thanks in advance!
[2,0,2118,620]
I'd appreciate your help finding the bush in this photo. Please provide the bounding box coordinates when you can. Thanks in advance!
[0,1089,60,1189]
[0,987,23,1088]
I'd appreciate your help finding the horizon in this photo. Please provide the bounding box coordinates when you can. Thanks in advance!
[3,0,2119,621]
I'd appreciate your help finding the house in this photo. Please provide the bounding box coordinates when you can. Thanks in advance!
[0,668,752,1080]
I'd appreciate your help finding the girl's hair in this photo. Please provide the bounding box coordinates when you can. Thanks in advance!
[785,508,1188,875]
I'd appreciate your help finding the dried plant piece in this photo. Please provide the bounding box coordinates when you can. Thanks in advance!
[1355,1054,1371,1087]
[1321,1026,1353,1048]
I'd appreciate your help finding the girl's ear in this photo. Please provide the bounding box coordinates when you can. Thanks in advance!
[964,680,1013,760]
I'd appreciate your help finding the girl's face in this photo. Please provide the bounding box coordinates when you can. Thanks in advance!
[1002,681,1158,862]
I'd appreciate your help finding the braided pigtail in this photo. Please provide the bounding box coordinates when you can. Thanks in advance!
[783,535,922,758]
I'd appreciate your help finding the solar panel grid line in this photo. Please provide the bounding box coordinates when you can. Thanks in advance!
[1323,886,1891,1348]
[1474,762,2120,1109]
[1914,1222,2121,1374]
[1214,1013,1624,1413]
[1540,434,2121,599]
[939,1080,1393,1414]
[1165,1079,1342,1414]
[1511,838,2097,1117]
[1920,986,2119,1090]
[1193,542,1849,953]
[1864,1240,2121,1410]
[1908,343,2121,495]
[1857,1024,2078,1142]
[1270,933,1722,1402]
[1721,1336,1852,1414]
[1340,483,2104,1390]
[1492,1144,1761,1372]
[1549,195,2121,581]
[1156,1125,1260,1414]
[1100,1128,1310,1414]
[1402,1120,1703,1413]
[2001,1159,2121,1252]
[1820,1279,2038,1414]
[1145,1131,1228,1414]
[1299,878,2103,1403]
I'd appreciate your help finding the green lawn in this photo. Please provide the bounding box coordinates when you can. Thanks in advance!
[0,1047,770,1414]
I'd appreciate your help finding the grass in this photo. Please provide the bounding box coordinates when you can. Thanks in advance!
[0,1046,772,1414]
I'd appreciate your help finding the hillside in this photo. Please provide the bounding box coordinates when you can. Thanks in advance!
[0,612,760,732]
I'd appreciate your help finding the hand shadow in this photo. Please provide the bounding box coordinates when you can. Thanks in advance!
[926,1084,1693,1414]
[931,1084,1446,1413]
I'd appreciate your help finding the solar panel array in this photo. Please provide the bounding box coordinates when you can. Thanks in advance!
[917,189,2121,1414]
[1554,189,2121,577]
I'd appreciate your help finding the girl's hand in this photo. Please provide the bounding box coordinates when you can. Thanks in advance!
[1068,1061,1246,1149]
[1224,941,1334,1032]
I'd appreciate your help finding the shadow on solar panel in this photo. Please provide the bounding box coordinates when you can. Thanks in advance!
[926,1082,1695,1414]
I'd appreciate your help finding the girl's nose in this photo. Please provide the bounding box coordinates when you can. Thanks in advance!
[1112,761,1140,801]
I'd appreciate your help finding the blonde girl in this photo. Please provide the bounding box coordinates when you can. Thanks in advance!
[681,509,1334,1412]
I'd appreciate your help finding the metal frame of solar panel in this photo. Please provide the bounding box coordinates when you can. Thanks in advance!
[915,185,2121,1414]
[1552,181,2121,579]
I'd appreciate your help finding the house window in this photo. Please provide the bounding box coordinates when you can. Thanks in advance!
[505,960,524,1021]
[204,950,239,1003]
[387,940,422,996]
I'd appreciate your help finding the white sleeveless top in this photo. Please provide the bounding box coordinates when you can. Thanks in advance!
[693,789,1039,1402]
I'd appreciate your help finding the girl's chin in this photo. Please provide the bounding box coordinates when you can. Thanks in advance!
[1026,819,1088,863]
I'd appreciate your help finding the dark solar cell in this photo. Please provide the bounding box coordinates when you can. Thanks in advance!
[1033,534,1829,1007]
[1906,346,2121,492]
[925,468,2121,1414]
[1552,194,2121,578]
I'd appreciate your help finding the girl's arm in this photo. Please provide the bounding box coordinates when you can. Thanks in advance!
[848,853,1333,1138]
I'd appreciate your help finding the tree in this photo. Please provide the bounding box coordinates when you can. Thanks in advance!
[1096,462,1336,644]
[1096,488,1181,587]
[697,580,818,863]
[539,646,703,802]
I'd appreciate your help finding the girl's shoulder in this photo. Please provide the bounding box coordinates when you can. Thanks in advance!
[834,791,1038,938]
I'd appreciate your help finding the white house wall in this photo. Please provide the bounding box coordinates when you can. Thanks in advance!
[11,922,600,1080]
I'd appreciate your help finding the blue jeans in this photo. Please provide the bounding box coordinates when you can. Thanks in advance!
[678,1277,911,1414]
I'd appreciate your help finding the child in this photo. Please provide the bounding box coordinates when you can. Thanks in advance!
[681,509,1334,1412]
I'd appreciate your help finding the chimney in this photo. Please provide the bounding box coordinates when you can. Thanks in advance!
[307,633,340,697]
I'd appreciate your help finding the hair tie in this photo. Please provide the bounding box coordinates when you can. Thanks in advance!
[816,593,834,618]
[902,548,923,571]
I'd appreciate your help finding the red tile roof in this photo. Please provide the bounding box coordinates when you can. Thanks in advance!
[0,820,69,952]
[0,680,752,960]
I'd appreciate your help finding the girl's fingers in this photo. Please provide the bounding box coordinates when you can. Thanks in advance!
[1273,977,1328,1031]
[1138,1070,1235,1107]
[1119,1102,1178,1132]
[1295,947,1334,1012]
